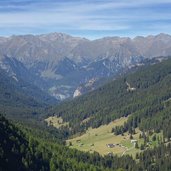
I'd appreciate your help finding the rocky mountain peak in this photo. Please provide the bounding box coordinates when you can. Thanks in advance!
[0,32,171,100]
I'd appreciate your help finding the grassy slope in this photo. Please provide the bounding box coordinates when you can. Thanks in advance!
[67,117,131,156]
[67,117,162,157]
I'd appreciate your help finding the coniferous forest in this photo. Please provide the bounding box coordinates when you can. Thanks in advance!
[49,58,171,141]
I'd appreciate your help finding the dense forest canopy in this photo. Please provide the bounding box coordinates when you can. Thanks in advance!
[0,68,56,117]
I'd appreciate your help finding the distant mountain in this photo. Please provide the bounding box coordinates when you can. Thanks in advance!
[0,33,171,100]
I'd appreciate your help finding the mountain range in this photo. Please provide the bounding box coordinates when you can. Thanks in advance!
[0,33,171,100]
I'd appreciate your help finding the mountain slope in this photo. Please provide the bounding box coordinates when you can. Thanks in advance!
[0,114,136,171]
[1,110,171,170]
[0,67,56,119]
[49,58,171,138]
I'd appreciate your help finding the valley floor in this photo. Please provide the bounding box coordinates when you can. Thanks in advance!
[66,116,162,157]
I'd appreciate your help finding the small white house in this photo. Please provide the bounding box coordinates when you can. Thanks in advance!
[131,140,137,143]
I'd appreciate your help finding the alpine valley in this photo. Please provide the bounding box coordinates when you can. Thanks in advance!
[1,33,171,100]
[2,32,171,171]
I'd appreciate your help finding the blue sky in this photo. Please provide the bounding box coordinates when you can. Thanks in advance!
[0,0,171,39]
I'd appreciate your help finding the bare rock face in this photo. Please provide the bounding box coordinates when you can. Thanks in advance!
[0,32,171,100]
[73,80,93,98]
[73,88,82,98]
[73,78,103,98]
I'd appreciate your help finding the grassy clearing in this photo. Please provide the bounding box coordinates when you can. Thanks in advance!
[67,117,134,156]
[45,116,69,128]
[67,117,163,157]
[45,115,163,157]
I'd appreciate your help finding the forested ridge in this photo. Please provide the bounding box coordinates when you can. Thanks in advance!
[49,58,171,139]
[1,114,171,171]
[0,67,57,121]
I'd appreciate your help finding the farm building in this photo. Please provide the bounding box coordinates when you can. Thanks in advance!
[106,144,115,148]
